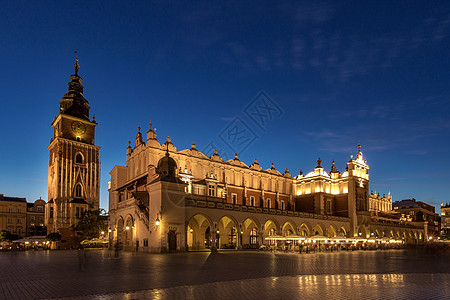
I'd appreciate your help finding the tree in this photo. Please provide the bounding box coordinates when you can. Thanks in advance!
[0,230,20,242]
[72,209,107,241]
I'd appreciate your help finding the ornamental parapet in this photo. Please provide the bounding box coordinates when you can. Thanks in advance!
[186,197,349,223]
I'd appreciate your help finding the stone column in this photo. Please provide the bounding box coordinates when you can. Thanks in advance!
[211,231,217,252]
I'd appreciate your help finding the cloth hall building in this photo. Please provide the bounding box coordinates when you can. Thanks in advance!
[108,124,426,253]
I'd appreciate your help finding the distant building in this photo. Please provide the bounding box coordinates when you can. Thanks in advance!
[0,194,27,236]
[0,195,46,237]
[27,198,46,236]
[393,198,440,238]
[441,203,450,231]
[369,191,392,213]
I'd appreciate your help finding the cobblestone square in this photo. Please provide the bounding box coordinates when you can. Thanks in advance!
[0,249,449,299]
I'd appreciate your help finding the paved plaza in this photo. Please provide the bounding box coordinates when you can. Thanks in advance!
[0,249,449,299]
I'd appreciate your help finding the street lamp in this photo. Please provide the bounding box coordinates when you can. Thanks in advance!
[126,226,130,230]
[155,214,160,226]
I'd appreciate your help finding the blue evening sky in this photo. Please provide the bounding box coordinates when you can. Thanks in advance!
[1,1,449,213]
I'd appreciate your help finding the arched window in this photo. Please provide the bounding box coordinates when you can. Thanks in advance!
[250,228,258,245]
[75,153,83,164]
[75,184,82,197]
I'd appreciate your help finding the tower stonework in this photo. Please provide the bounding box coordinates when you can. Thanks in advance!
[45,59,100,242]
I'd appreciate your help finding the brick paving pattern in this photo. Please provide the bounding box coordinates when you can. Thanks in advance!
[0,249,449,299]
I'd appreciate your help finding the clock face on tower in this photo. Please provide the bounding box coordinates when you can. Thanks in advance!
[72,121,86,135]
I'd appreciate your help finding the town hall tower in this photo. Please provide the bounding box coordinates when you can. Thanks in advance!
[45,58,101,240]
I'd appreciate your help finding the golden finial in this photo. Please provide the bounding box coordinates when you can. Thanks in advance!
[74,50,80,75]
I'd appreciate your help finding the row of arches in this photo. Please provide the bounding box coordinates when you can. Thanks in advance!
[187,213,348,250]
[361,227,423,243]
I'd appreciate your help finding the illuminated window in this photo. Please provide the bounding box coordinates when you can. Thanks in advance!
[250,228,258,245]
[229,227,237,245]
[208,185,215,197]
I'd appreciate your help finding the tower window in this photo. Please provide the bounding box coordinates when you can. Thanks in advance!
[75,184,82,197]
[75,153,83,163]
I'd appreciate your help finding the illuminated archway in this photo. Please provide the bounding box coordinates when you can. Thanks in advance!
[299,223,311,237]
[313,223,325,236]
[242,217,259,247]
[327,225,337,238]
[187,213,213,250]
[217,215,238,249]
[262,219,280,245]
[282,221,296,236]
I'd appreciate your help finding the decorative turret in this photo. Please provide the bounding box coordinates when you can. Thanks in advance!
[136,125,143,146]
[127,139,132,156]
[147,120,157,141]
[283,168,291,178]
[316,157,322,169]
[210,149,223,162]
[330,160,339,173]
[59,55,90,120]
[250,159,262,171]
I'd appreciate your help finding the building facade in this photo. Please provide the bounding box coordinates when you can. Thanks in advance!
[45,59,101,245]
[0,195,46,237]
[108,124,425,252]
[369,191,392,213]
[393,199,440,238]
[26,198,46,236]
[0,194,27,236]
[441,203,450,230]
